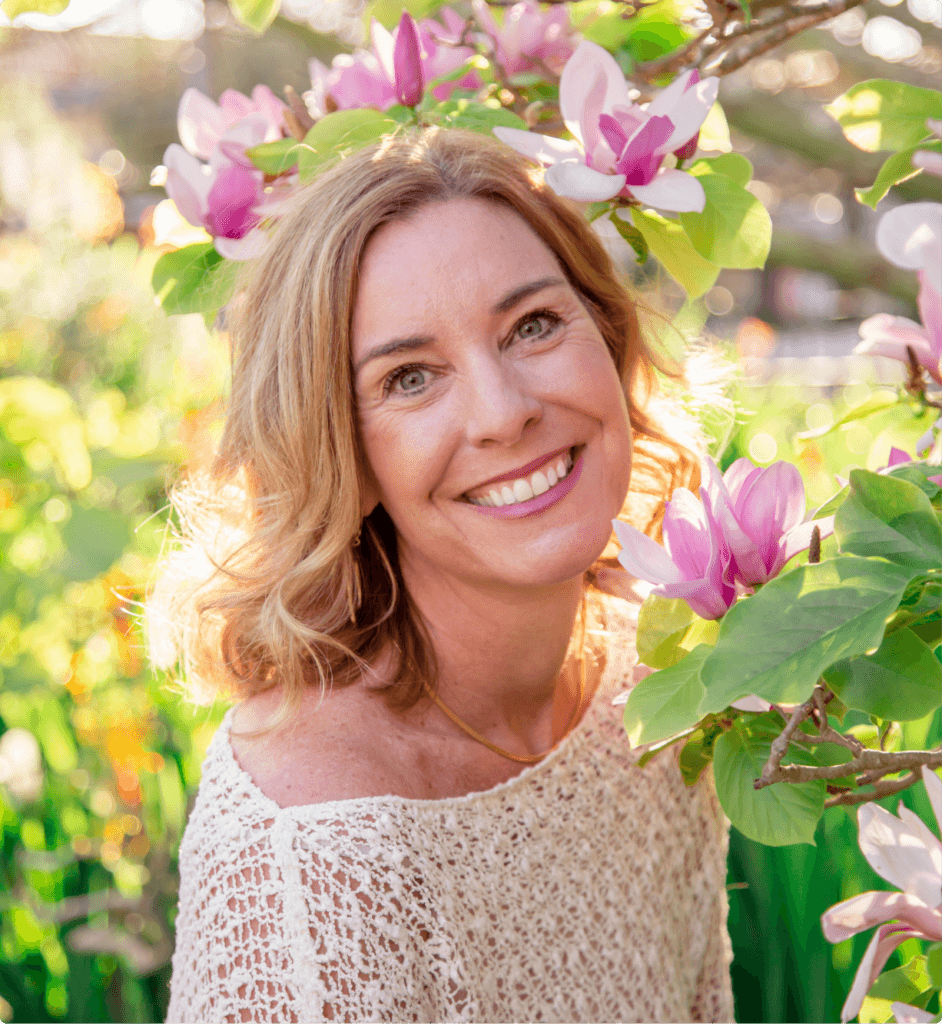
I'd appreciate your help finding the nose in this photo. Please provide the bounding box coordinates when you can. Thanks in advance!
[463,353,542,447]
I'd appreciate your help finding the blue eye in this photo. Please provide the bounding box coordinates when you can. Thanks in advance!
[385,364,428,395]
[516,312,561,342]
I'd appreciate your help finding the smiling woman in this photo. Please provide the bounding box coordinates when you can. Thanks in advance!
[152,128,734,1024]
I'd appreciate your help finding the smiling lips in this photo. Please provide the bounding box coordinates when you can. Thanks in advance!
[465,448,576,507]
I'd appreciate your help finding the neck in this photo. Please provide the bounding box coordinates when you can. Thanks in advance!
[400,567,586,752]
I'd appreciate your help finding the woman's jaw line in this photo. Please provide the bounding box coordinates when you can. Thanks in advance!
[460,445,586,519]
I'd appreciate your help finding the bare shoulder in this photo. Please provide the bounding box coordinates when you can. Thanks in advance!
[229,685,414,808]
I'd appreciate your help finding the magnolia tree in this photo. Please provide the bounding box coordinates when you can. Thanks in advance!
[6,0,936,1018]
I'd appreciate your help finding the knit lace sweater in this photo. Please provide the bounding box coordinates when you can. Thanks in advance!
[166,605,735,1024]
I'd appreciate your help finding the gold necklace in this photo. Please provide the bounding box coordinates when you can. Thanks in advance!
[424,652,587,765]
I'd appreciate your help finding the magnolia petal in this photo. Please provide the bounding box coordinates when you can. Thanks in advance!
[663,487,714,579]
[916,271,942,384]
[626,169,705,213]
[722,458,763,504]
[858,802,942,913]
[649,75,720,154]
[544,161,626,201]
[559,39,632,144]
[891,1002,938,1024]
[840,924,917,1024]
[214,227,269,261]
[896,804,942,881]
[163,143,212,228]
[876,201,942,273]
[370,18,397,82]
[645,68,698,120]
[177,87,226,161]
[731,695,772,712]
[249,83,287,131]
[491,126,584,167]
[855,313,935,370]
[822,889,942,943]
[393,10,425,106]
[612,519,685,586]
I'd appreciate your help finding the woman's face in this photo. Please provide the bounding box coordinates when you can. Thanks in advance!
[352,198,633,596]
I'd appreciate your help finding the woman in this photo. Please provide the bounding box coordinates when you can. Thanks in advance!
[158,127,734,1023]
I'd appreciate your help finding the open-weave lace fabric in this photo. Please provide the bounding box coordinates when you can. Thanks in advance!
[166,604,735,1024]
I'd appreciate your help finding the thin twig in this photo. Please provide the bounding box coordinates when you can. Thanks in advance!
[756,748,942,787]
[825,770,923,808]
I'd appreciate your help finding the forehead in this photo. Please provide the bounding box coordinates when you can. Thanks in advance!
[352,199,564,347]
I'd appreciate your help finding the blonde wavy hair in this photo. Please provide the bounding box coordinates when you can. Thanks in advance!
[148,126,701,723]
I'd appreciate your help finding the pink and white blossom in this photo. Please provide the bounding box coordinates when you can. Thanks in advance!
[176,85,286,162]
[821,767,942,1024]
[493,40,718,212]
[472,0,576,77]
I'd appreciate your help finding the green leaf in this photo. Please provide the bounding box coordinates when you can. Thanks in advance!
[713,719,825,846]
[688,153,753,187]
[434,100,528,134]
[624,645,711,746]
[628,208,719,298]
[228,0,280,33]
[868,955,932,1002]
[59,506,132,581]
[636,595,720,669]
[826,80,942,153]
[824,628,942,721]
[151,243,239,317]
[836,469,942,575]
[698,556,915,713]
[678,723,722,785]
[246,137,301,175]
[680,170,772,269]
[813,485,850,520]
[857,140,942,209]
[886,463,942,501]
[610,212,649,264]
[928,943,942,989]
[297,110,399,182]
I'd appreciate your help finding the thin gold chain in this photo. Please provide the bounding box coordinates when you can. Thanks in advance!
[424,651,587,765]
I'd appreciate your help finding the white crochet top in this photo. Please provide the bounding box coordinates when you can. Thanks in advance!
[166,605,735,1024]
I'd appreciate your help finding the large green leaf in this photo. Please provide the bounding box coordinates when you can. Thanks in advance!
[151,243,239,316]
[0,0,68,16]
[836,469,942,575]
[698,556,915,713]
[59,506,132,581]
[824,628,942,721]
[688,153,753,187]
[680,166,772,269]
[713,719,825,846]
[628,208,719,298]
[636,595,720,669]
[826,80,942,153]
[624,645,711,745]
[885,463,942,501]
[297,110,400,182]
[857,140,942,209]
[229,0,280,33]
[246,137,302,175]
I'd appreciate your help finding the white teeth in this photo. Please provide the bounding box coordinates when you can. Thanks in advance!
[468,448,577,507]
[513,478,535,502]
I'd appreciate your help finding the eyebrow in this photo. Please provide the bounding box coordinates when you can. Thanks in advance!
[353,276,567,375]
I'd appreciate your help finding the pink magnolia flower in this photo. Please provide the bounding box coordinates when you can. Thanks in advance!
[324,9,479,112]
[880,446,942,487]
[705,458,835,588]
[472,0,576,77]
[163,115,273,260]
[176,85,286,162]
[612,485,735,620]
[493,40,718,211]
[821,767,942,1024]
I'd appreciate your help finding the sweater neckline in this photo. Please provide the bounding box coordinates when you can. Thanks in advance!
[215,616,635,816]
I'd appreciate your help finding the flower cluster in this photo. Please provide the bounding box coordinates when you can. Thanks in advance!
[613,457,834,619]
[162,85,288,260]
[494,40,719,212]
[856,201,942,387]
[821,766,942,1024]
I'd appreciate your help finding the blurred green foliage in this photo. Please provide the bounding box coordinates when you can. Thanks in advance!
[0,84,938,1024]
